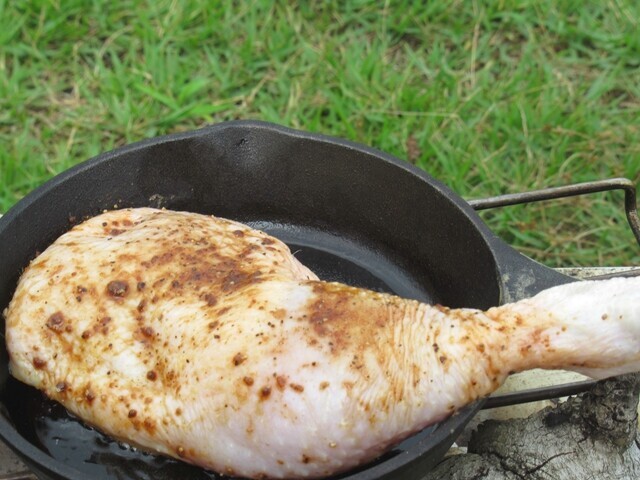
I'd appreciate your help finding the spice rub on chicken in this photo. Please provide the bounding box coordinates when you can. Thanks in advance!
[5,208,640,479]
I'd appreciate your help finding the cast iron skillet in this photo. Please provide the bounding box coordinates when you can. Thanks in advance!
[0,120,571,480]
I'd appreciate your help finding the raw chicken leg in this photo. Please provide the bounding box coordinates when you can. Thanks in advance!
[4,208,640,479]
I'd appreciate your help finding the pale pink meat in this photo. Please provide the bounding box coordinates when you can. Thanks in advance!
[5,208,640,478]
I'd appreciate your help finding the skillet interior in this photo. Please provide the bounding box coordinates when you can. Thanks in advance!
[0,121,499,479]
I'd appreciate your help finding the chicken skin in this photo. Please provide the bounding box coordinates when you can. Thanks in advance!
[5,208,640,478]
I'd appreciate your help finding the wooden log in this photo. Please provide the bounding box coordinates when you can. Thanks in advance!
[424,374,640,479]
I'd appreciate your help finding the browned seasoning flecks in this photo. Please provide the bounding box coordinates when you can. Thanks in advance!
[141,326,154,337]
[260,386,271,400]
[137,299,147,312]
[85,389,96,404]
[143,418,156,434]
[46,312,65,332]
[75,285,87,302]
[98,316,112,335]
[107,280,129,297]
[32,357,47,369]
[233,353,247,366]
[204,294,217,306]
[222,271,261,293]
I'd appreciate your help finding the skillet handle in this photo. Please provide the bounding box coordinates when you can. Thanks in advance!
[469,178,640,405]
[468,177,640,249]
[481,380,596,409]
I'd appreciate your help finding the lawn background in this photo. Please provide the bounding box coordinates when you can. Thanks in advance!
[1,0,639,267]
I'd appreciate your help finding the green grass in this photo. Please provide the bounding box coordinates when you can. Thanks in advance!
[1,0,639,267]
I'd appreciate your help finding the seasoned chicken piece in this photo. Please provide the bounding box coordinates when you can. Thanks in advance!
[5,208,640,479]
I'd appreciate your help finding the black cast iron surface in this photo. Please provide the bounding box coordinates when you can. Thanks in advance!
[0,121,571,479]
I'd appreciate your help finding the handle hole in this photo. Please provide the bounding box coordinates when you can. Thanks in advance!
[472,191,640,268]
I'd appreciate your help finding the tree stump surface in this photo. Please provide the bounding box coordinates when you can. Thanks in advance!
[424,374,640,479]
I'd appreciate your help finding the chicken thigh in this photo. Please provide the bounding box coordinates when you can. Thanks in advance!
[5,208,640,478]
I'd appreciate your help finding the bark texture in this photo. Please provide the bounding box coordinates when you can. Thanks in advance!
[424,374,640,479]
